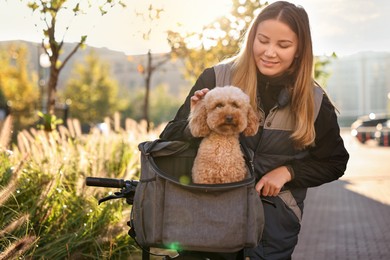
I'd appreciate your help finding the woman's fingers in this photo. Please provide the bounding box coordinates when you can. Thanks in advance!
[191,88,209,110]
[256,166,291,196]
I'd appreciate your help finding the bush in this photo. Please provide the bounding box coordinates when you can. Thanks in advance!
[0,116,164,259]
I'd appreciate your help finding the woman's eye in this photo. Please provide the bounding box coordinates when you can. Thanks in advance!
[279,44,291,49]
[278,41,293,49]
[257,36,268,44]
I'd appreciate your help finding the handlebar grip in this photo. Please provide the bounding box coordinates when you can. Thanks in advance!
[86,177,125,188]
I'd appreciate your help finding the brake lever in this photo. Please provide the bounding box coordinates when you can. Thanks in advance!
[98,191,126,204]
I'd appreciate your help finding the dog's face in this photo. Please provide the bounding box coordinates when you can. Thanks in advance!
[189,86,260,137]
[205,87,250,135]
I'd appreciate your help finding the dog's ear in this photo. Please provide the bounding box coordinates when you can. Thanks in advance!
[188,101,210,137]
[243,106,260,136]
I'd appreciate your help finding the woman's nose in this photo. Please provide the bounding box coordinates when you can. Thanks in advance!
[264,46,276,57]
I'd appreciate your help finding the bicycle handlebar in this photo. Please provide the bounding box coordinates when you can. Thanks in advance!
[86,177,126,188]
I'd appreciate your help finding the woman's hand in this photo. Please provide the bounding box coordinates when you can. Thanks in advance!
[255,166,292,196]
[190,88,209,111]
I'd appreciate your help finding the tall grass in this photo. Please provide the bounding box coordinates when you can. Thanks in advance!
[0,114,164,259]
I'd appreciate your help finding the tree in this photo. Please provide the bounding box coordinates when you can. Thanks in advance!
[60,51,122,124]
[120,84,184,127]
[24,0,125,116]
[149,84,183,125]
[132,4,171,132]
[314,52,337,87]
[168,0,266,83]
[137,50,171,132]
[0,44,39,129]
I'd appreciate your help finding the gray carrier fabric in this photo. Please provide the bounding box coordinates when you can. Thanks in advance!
[132,140,264,253]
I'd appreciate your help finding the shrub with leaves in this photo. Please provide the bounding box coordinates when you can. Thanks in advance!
[0,115,164,259]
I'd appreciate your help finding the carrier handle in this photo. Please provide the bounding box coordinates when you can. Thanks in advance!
[140,140,191,157]
[86,177,125,188]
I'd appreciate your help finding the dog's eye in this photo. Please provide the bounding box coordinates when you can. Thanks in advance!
[231,102,240,108]
[215,103,224,109]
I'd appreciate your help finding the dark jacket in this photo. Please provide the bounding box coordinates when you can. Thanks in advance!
[159,66,349,259]
[160,67,349,189]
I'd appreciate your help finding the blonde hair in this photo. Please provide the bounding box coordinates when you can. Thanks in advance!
[228,1,315,149]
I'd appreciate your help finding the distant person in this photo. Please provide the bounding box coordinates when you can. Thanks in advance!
[160,1,349,259]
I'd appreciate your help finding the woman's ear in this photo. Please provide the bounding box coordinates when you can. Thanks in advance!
[188,101,210,137]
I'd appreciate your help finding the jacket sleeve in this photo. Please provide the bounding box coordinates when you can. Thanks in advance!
[159,67,216,141]
[287,94,350,188]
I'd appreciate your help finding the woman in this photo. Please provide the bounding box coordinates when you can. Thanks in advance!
[160,1,349,259]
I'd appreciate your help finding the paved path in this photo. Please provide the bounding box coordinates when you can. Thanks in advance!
[292,129,390,259]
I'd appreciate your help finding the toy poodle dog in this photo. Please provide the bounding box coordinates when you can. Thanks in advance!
[189,86,260,184]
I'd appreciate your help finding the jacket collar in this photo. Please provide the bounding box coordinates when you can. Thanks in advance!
[257,71,293,108]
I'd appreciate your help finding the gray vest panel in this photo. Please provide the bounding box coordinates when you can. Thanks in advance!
[213,62,324,174]
[214,62,232,87]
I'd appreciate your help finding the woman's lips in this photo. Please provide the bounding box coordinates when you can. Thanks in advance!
[261,58,279,66]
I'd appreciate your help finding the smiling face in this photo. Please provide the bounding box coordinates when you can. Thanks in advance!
[253,19,298,77]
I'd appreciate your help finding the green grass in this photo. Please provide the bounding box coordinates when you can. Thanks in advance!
[0,116,164,259]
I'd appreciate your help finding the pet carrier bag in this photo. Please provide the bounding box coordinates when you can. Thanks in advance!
[131,139,264,253]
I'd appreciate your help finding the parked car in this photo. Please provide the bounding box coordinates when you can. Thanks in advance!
[351,114,390,144]
[375,119,390,146]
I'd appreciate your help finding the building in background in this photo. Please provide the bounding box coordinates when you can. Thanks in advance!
[326,52,390,126]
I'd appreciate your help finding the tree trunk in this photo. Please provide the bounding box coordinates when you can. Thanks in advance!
[46,67,59,115]
[143,50,152,132]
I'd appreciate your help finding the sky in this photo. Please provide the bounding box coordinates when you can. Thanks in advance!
[0,0,389,57]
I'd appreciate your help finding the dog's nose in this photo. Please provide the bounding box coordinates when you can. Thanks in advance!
[225,115,233,123]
